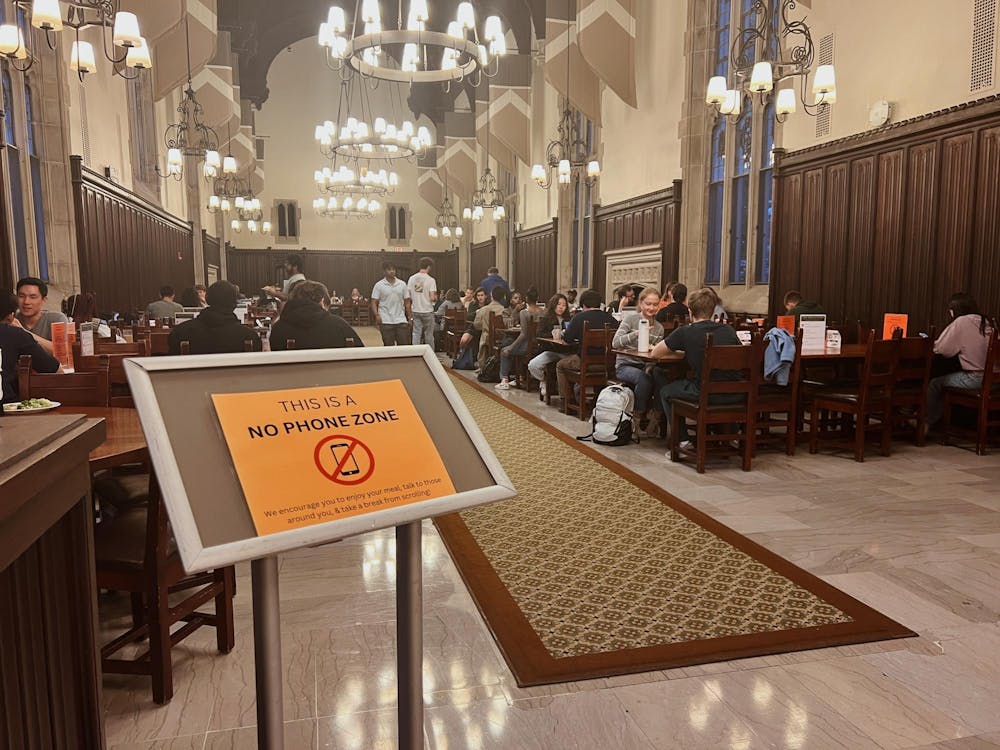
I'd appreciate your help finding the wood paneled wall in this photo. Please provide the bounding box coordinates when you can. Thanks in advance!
[593,181,683,297]
[203,232,221,281]
[226,248,460,298]
[0,153,12,293]
[771,95,1000,330]
[469,238,496,288]
[513,220,558,300]
[71,157,193,315]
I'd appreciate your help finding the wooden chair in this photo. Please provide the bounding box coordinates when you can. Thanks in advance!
[443,308,466,358]
[488,311,507,355]
[942,329,1000,455]
[95,478,235,704]
[512,317,539,389]
[73,352,139,408]
[356,304,372,326]
[178,339,257,355]
[17,354,110,406]
[561,322,616,420]
[756,332,802,456]
[808,337,899,461]
[891,336,934,445]
[148,331,171,355]
[669,336,764,473]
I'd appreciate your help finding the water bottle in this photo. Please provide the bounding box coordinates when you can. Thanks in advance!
[638,318,650,353]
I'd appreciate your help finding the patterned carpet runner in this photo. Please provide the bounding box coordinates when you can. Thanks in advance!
[435,375,915,686]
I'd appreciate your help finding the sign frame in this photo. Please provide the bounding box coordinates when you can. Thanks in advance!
[125,346,515,572]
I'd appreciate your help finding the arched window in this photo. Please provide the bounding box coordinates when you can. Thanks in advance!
[756,101,776,283]
[730,97,752,283]
[397,207,406,240]
[277,203,287,237]
[706,115,726,285]
[24,81,47,280]
[286,203,297,237]
[388,206,397,239]
[3,69,28,279]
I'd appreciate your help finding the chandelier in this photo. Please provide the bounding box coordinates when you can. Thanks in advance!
[228,195,272,235]
[531,106,600,190]
[706,0,836,122]
[314,162,398,196]
[318,1,506,87]
[427,193,463,239]
[315,78,431,161]
[313,195,382,220]
[155,16,221,181]
[464,115,505,222]
[0,0,150,79]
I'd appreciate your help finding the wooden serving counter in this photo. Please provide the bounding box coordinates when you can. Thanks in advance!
[0,414,107,749]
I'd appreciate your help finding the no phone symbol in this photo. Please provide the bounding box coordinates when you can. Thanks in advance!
[314,435,376,485]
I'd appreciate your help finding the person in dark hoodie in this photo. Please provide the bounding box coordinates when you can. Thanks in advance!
[783,290,825,323]
[270,280,363,351]
[168,280,261,354]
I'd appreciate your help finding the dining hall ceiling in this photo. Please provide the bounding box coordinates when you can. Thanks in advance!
[219,0,543,126]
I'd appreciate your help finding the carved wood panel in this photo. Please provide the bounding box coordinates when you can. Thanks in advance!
[513,221,557,299]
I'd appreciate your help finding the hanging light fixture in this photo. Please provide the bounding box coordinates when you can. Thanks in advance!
[319,0,506,88]
[705,0,836,123]
[313,194,381,220]
[155,16,220,181]
[428,193,462,238]
[532,19,600,190]
[313,161,398,197]
[466,111,506,221]
[0,1,151,79]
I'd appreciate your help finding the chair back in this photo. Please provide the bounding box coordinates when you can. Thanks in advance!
[17,353,111,406]
[148,330,170,355]
[74,351,140,407]
[894,336,934,391]
[488,311,506,349]
[578,322,616,378]
[73,339,148,359]
[979,329,1000,403]
[856,335,898,409]
[696,334,764,407]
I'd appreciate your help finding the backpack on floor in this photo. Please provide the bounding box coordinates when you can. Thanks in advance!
[452,346,476,370]
[477,353,501,383]
[578,385,636,446]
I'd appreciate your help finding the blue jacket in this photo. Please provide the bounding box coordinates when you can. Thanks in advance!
[480,274,509,299]
[763,327,796,385]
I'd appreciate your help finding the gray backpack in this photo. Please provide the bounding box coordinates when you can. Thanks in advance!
[578,385,636,446]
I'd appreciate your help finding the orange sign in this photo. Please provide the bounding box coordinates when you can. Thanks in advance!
[883,313,908,340]
[777,315,796,334]
[50,321,74,373]
[211,380,456,536]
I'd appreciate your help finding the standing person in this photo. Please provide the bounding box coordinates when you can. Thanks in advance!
[407,257,438,346]
[926,292,996,429]
[262,254,307,301]
[480,267,509,302]
[555,289,617,407]
[650,287,742,449]
[145,285,184,321]
[371,261,412,346]
[1,291,60,402]
[614,287,666,432]
[13,277,70,355]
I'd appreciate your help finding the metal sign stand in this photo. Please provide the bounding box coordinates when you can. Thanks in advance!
[396,521,424,749]
[252,556,285,750]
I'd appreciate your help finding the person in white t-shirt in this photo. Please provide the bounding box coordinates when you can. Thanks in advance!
[371,261,412,346]
[406,257,438,347]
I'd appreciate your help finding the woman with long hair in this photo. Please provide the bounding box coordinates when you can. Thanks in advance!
[526,293,570,385]
[927,292,996,428]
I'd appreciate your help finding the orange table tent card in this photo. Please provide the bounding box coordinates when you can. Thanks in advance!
[211,380,456,536]
[776,315,796,334]
[883,313,908,340]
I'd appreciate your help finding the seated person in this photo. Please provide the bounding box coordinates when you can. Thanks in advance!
[614,284,636,312]
[350,287,364,303]
[507,290,525,317]
[655,282,689,324]
[435,288,465,329]
[527,293,571,388]
[496,289,545,389]
[146,285,184,320]
[613,287,666,433]
[270,281,363,351]
[14,276,70,355]
[1,291,60,403]
[471,286,508,367]
[178,286,201,307]
[783,290,825,322]
[458,287,489,354]
[168,281,262,354]
[556,289,618,404]
[650,287,741,449]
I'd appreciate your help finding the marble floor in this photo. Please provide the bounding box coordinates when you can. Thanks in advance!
[102,342,1000,749]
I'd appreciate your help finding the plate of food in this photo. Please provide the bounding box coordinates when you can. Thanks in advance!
[3,398,62,414]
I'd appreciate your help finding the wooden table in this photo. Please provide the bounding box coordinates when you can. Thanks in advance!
[537,337,575,351]
[53,406,147,469]
[800,344,868,359]
[612,348,685,363]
